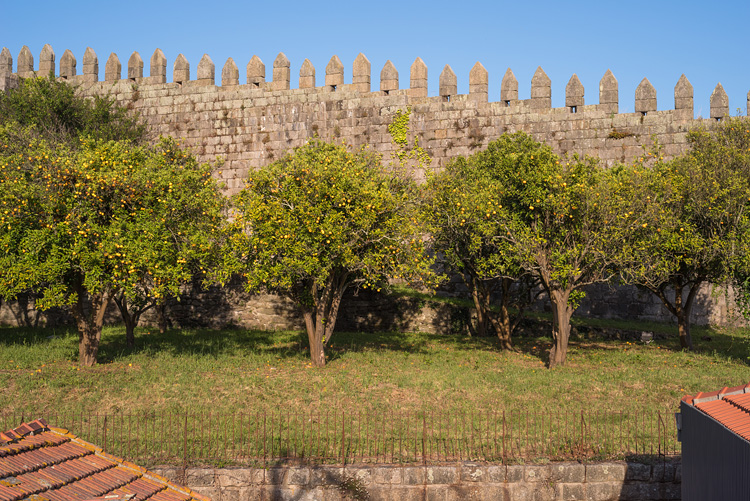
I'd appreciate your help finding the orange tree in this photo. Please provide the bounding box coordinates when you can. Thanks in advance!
[613,119,750,349]
[423,141,539,349]
[438,133,624,367]
[0,129,226,365]
[228,140,436,367]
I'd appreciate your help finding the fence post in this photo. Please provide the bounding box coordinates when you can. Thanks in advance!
[183,412,188,468]
[502,411,506,464]
[580,410,585,454]
[422,414,427,466]
[341,410,346,466]
[103,415,107,453]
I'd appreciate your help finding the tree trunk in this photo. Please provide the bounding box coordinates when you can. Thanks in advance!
[303,309,326,367]
[673,282,698,350]
[113,295,139,348]
[470,276,490,337]
[548,288,573,369]
[488,277,514,350]
[157,302,168,334]
[652,280,700,351]
[70,284,112,367]
[300,274,348,368]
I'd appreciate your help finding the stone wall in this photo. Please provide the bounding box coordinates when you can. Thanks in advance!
[1,278,743,333]
[152,460,681,500]
[0,44,746,330]
[0,44,741,196]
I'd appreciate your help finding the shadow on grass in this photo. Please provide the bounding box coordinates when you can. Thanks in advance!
[3,312,749,368]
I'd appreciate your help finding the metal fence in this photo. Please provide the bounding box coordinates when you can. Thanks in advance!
[1,409,679,467]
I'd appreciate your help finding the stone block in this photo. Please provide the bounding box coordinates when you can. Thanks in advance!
[386,486,423,501]
[266,467,286,485]
[506,465,525,483]
[586,462,626,483]
[585,482,621,501]
[238,486,261,501]
[401,466,424,485]
[659,482,681,500]
[217,468,253,487]
[190,486,220,499]
[221,487,241,501]
[506,482,555,501]
[524,465,551,483]
[447,485,485,501]
[311,467,344,487]
[550,463,585,483]
[619,482,659,500]
[186,468,215,486]
[558,483,585,500]
[286,466,310,485]
[652,462,676,482]
[461,464,487,482]
[486,465,506,482]
[425,485,448,501]
[425,466,458,485]
[624,463,651,481]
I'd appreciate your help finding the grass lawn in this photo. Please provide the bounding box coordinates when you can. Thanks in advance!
[3,317,748,464]
[2,317,749,417]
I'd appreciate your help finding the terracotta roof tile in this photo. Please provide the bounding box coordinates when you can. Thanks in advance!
[0,421,209,501]
[685,382,750,441]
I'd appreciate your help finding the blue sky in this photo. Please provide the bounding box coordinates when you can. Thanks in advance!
[2,0,748,116]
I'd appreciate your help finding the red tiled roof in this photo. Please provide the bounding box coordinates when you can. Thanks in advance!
[683,383,750,440]
[0,420,209,501]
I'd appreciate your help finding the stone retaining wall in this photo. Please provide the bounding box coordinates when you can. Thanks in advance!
[152,460,681,500]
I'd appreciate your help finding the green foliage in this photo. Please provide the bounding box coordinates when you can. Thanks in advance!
[387,107,431,169]
[0,128,226,363]
[424,134,541,345]
[0,133,223,303]
[229,140,436,366]
[612,117,750,347]
[431,133,624,366]
[0,76,146,145]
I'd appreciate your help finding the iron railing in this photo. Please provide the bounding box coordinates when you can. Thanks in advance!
[0,409,679,467]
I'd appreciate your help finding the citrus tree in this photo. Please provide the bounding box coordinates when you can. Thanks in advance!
[0,129,226,365]
[229,140,436,367]
[423,144,538,349]
[614,118,750,349]
[442,133,623,367]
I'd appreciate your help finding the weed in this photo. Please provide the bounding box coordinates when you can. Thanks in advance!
[608,129,635,140]
[338,475,369,500]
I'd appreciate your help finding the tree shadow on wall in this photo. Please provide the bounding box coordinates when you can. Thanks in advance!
[158,276,247,330]
[333,287,425,335]
[0,292,74,328]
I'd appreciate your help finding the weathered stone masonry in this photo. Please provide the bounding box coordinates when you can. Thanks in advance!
[0,44,741,197]
[0,44,745,330]
[151,460,682,501]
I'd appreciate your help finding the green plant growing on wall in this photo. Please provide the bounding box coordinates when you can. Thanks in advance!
[387,107,431,170]
[227,140,436,367]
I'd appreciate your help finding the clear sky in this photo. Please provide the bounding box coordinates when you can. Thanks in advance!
[2,0,748,116]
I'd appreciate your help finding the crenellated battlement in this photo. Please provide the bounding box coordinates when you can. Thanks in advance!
[2,44,746,193]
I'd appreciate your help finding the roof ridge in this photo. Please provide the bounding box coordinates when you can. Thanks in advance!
[0,419,49,445]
